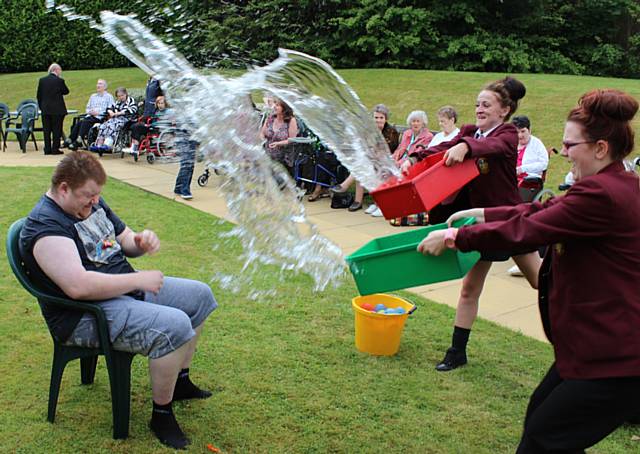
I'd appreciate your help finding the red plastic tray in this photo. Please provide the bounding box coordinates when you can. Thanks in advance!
[371,151,479,219]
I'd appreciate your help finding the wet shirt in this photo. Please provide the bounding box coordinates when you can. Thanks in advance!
[20,195,136,341]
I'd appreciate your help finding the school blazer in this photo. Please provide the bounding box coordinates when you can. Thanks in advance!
[456,161,640,379]
[411,123,521,208]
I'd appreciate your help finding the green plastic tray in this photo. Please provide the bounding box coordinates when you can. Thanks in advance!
[346,218,481,295]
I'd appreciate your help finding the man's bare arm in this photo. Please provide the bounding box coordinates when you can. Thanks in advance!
[33,236,163,300]
[117,226,160,258]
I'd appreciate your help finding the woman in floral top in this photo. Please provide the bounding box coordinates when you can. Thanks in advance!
[260,98,299,171]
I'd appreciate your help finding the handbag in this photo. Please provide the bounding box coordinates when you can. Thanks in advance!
[331,192,354,209]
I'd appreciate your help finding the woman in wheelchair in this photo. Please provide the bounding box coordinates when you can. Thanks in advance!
[125,95,173,158]
[513,115,549,201]
[89,87,137,153]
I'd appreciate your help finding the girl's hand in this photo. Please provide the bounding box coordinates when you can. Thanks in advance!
[444,143,469,166]
[417,230,447,256]
[400,159,413,176]
[446,208,485,227]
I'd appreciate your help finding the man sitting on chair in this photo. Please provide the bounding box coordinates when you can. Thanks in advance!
[65,79,114,151]
[19,151,217,449]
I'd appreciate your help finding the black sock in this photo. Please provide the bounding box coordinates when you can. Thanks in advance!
[149,400,189,449]
[451,326,471,353]
[173,368,212,401]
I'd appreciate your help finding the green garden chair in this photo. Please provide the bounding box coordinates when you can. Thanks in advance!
[6,218,135,439]
[4,104,38,153]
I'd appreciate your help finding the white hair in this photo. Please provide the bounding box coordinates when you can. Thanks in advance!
[48,63,61,74]
[97,79,107,89]
[406,110,428,128]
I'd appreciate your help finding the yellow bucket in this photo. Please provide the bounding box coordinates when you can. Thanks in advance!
[352,294,416,356]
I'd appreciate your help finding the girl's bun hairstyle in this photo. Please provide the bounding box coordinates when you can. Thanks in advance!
[568,89,639,160]
[484,77,526,120]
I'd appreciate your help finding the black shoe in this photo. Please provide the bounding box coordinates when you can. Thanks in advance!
[435,347,467,372]
[68,142,78,151]
[348,201,362,212]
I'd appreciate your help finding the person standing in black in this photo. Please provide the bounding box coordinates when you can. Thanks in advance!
[36,63,69,155]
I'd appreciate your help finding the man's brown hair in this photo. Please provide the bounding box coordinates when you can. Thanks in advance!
[51,151,107,191]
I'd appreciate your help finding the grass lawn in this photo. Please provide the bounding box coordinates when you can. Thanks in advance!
[0,166,638,453]
[2,67,640,189]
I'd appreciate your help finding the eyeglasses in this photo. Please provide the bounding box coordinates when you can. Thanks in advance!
[561,140,595,151]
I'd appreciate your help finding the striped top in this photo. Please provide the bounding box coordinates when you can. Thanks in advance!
[107,96,138,120]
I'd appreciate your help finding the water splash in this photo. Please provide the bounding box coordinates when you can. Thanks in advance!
[45,2,399,294]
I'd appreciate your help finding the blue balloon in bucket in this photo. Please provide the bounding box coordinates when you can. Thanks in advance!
[374,303,387,312]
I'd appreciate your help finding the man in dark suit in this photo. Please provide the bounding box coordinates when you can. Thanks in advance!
[36,63,69,155]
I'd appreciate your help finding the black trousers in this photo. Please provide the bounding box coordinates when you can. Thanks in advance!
[69,116,101,142]
[42,114,65,154]
[516,363,640,453]
[130,122,150,142]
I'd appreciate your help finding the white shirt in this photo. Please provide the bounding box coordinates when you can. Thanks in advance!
[86,92,115,118]
[429,127,460,147]
[474,124,501,139]
[518,135,548,178]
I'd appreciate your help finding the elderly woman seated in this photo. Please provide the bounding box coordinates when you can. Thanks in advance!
[89,87,138,152]
[327,104,400,213]
[124,95,174,158]
[429,106,460,147]
[392,110,433,164]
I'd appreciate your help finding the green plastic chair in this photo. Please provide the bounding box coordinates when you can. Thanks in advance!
[6,218,135,439]
[4,104,38,153]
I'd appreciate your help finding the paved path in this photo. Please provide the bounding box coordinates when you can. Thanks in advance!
[0,143,545,341]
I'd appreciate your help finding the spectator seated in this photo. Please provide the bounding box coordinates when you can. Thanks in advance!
[66,79,114,150]
[89,87,137,154]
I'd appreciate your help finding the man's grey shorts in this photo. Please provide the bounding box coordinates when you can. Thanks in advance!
[64,276,217,359]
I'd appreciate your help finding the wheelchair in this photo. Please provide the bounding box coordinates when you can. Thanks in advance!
[68,114,102,150]
[291,120,346,193]
[87,121,133,157]
[141,127,185,164]
[518,173,546,202]
[518,147,560,202]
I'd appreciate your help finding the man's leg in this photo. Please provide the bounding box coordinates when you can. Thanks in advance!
[51,114,65,153]
[67,119,81,144]
[148,343,191,404]
[174,142,196,197]
[42,114,52,154]
[144,277,217,400]
[143,278,216,449]
[64,294,208,450]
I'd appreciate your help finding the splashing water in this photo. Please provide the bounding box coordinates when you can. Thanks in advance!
[45,2,399,294]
